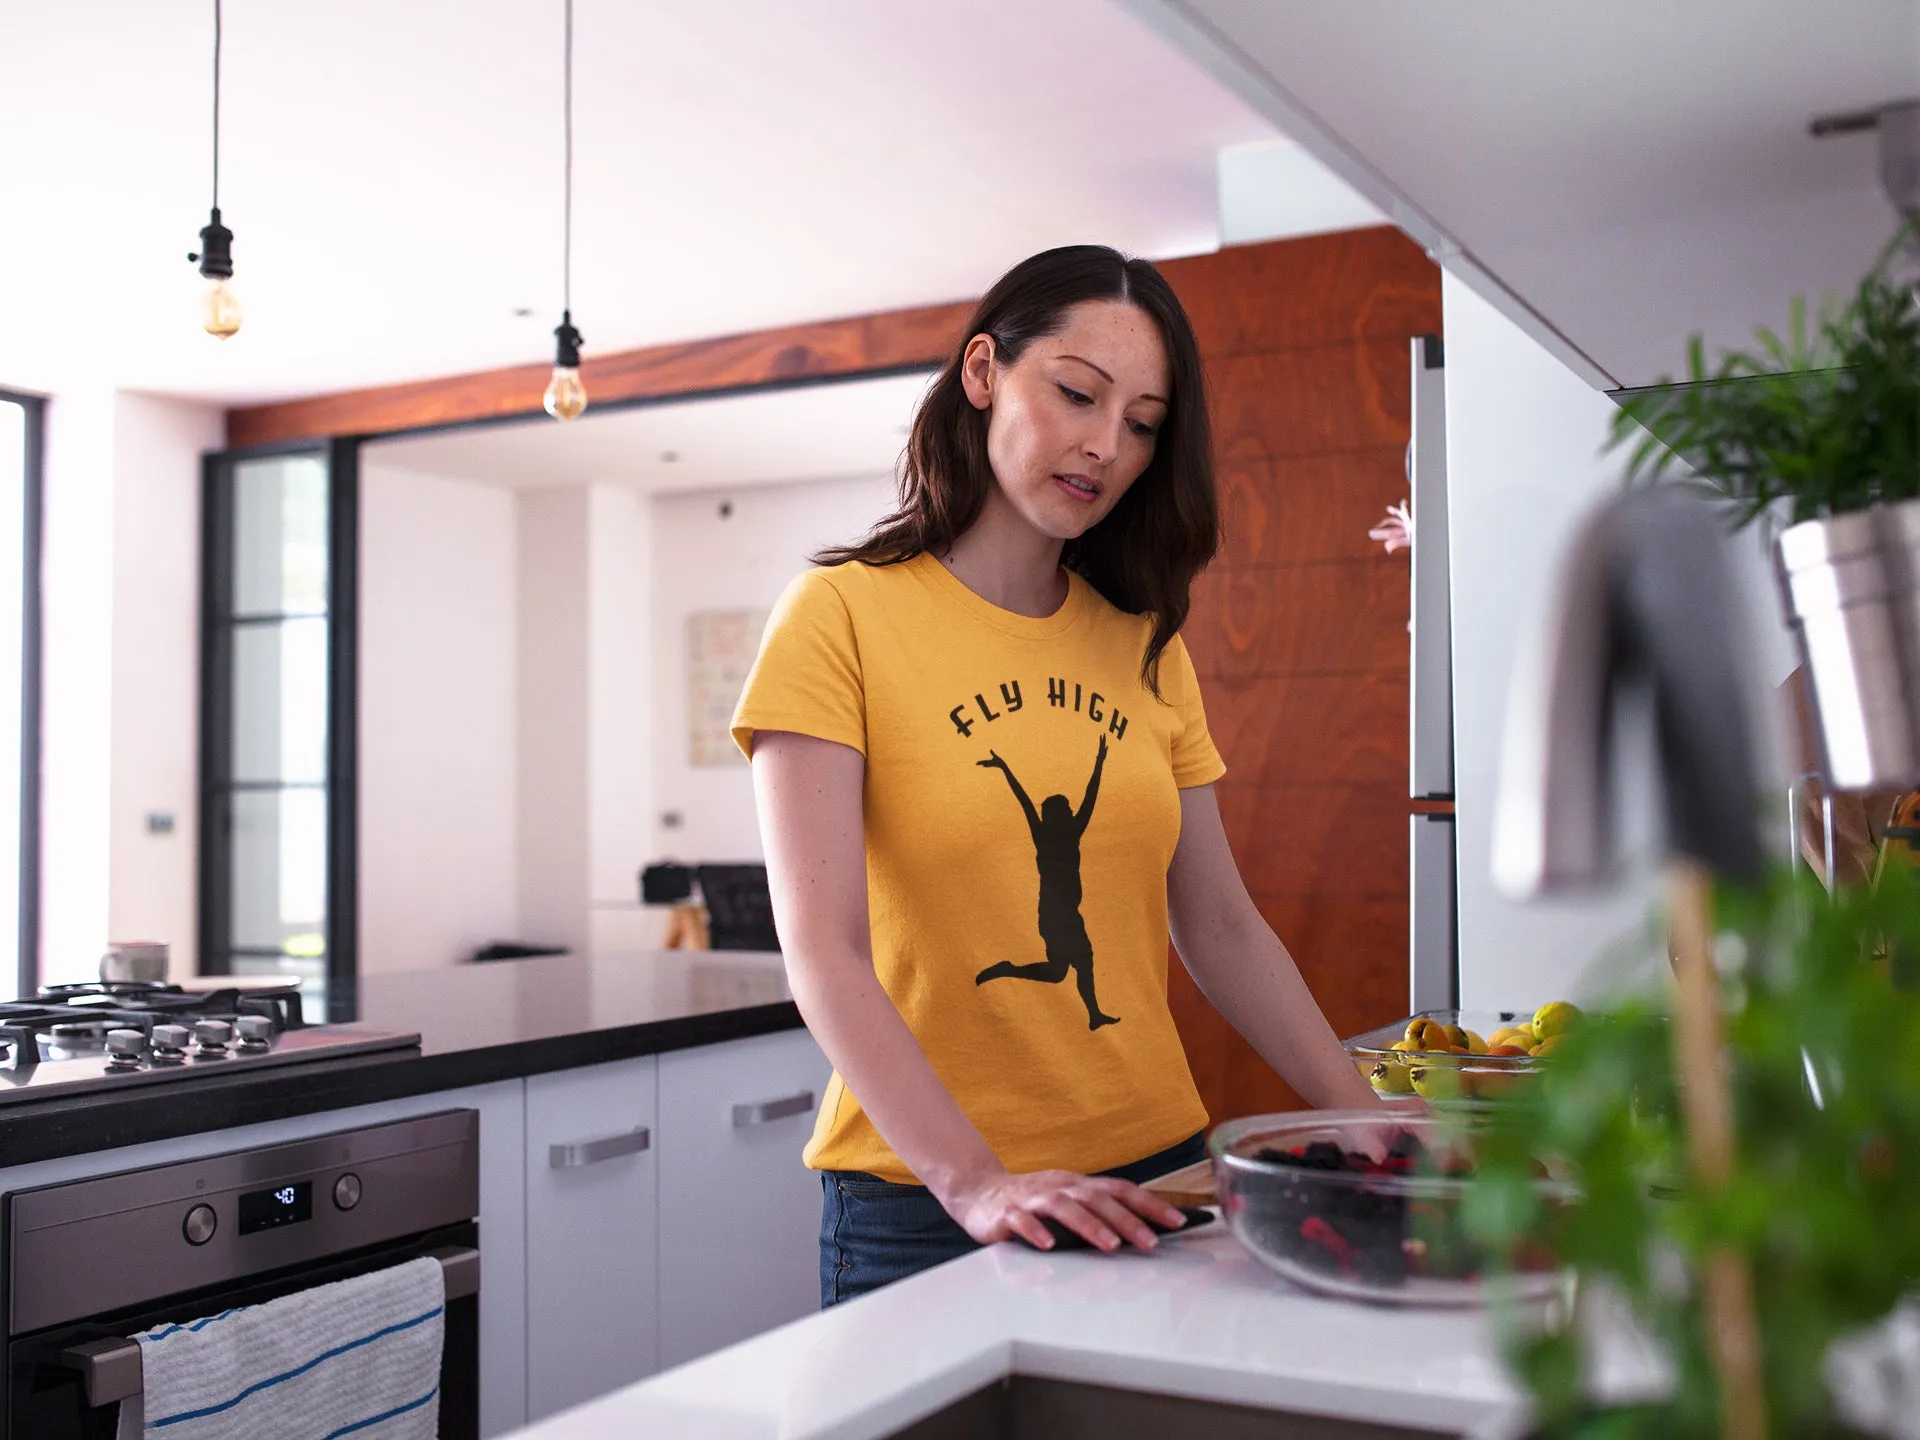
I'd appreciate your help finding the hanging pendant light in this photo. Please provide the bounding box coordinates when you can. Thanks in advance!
[187,0,241,338]
[543,0,587,420]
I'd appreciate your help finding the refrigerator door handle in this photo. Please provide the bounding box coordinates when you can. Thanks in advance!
[1410,812,1459,1014]
[1409,334,1454,801]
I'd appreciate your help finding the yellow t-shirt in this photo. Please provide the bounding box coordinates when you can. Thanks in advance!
[731,552,1224,1183]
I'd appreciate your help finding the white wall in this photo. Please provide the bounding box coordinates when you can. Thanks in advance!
[36,387,217,988]
[1443,270,1798,1011]
[359,472,659,968]
[1216,138,1385,245]
[358,462,519,972]
[514,489,594,955]
[354,465,889,965]
[39,386,117,985]
[586,485,654,951]
[107,393,222,976]
[648,473,896,864]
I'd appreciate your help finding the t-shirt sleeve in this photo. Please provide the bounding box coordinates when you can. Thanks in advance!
[731,570,867,760]
[1164,634,1226,788]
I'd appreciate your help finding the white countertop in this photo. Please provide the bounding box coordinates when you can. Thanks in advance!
[508,1219,1531,1439]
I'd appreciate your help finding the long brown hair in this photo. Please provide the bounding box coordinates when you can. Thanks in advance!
[815,245,1217,695]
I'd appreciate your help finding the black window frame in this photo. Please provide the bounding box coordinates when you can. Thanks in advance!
[0,389,44,1001]
[199,437,359,1020]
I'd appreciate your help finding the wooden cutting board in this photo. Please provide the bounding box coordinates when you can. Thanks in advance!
[1143,1158,1215,1208]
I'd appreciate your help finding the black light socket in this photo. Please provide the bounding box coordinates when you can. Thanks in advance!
[189,207,234,280]
[553,310,583,368]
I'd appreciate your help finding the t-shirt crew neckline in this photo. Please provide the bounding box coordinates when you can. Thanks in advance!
[906,551,1092,641]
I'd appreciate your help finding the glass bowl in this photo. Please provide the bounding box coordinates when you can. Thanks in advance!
[1344,1009,1551,1105]
[1209,1110,1574,1307]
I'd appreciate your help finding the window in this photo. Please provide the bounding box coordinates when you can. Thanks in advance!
[202,442,357,1020]
[0,391,41,998]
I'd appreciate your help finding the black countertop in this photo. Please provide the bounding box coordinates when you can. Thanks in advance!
[0,951,800,1166]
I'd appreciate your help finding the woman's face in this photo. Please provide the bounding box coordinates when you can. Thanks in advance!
[960,299,1170,543]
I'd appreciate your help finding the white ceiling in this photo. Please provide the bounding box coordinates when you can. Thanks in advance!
[0,1,1278,404]
[364,368,932,493]
[1127,0,1920,388]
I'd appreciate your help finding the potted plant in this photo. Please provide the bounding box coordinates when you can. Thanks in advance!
[1607,223,1920,790]
[1464,862,1920,1440]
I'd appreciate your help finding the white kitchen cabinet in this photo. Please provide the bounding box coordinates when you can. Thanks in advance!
[656,1026,831,1367]
[525,1056,660,1422]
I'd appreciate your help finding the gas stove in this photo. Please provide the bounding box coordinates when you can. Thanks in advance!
[0,980,419,1107]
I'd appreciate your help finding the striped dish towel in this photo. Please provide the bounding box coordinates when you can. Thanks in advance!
[114,1255,444,1440]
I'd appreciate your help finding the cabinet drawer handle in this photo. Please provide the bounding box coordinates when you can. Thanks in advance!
[732,1091,814,1127]
[550,1127,651,1168]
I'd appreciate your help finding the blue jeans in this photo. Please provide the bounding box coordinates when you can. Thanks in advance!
[818,1131,1207,1307]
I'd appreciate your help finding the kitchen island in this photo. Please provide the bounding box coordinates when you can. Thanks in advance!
[508,1217,1531,1440]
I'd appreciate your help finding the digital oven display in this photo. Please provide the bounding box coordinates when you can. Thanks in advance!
[237,1179,313,1235]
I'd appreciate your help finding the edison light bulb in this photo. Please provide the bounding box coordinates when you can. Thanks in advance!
[201,277,243,339]
[544,365,587,421]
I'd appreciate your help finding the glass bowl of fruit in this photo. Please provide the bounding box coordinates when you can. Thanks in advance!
[1209,1110,1574,1307]
[1343,1004,1581,1103]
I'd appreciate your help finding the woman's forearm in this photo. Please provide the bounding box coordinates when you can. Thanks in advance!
[786,944,1004,1197]
[1178,917,1380,1110]
[1166,786,1381,1111]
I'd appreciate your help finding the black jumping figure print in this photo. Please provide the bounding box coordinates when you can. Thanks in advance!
[974,735,1119,1030]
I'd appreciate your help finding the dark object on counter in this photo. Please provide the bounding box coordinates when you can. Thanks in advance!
[696,864,779,952]
[640,862,695,905]
[1025,1206,1216,1252]
[468,942,569,964]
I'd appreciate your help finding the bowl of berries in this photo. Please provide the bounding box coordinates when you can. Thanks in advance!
[1209,1110,1573,1307]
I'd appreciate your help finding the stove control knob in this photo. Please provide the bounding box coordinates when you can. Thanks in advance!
[106,1029,148,1068]
[333,1173,363,1211]
[192,1020,233,1055]
[182,1203,218,1246]
[235,1015,274,1051]
[150,1024,190,1063]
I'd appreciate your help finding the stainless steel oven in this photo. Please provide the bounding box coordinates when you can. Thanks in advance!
[3,1110,480,1440]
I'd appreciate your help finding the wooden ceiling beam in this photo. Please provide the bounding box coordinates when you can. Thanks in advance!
[224,300,977,450]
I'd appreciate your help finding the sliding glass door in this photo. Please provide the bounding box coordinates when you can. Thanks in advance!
[0,392,41,999]
[201,441,357,1020]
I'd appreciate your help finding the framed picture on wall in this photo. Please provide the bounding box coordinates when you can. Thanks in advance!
[687,608,770,767]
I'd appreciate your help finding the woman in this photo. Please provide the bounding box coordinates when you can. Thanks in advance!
[731,245,1382,1308]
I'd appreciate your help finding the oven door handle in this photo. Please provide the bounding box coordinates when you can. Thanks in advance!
[51,1244,481,1408]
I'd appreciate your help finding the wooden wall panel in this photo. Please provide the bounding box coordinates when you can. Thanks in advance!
[1201,673,1406,787]
[1207,342,1412,459]
[1214,785,1410,900]
[1186,562,1411,679]
[1159,228,1447,357]
[1219,448,1411,567]
[1161,225,1440,1129]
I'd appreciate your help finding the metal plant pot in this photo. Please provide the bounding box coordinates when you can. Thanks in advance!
[1777,497,1920,791]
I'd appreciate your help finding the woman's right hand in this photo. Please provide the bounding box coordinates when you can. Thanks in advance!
[936,1166,1191,1252]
